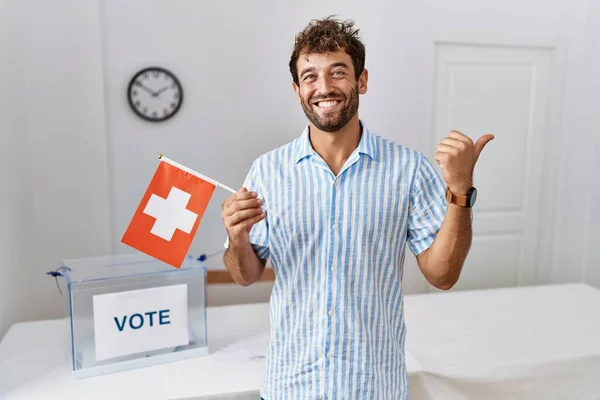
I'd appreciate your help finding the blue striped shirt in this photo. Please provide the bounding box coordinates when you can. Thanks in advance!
[226,121,447,399]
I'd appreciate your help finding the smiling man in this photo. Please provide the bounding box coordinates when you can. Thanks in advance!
[221,16,493,400]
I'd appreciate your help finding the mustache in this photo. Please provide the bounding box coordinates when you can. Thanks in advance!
[310,93,345,103]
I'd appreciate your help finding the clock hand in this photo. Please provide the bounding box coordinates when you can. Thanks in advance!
[136,83,155,96]
[152,86,170,97]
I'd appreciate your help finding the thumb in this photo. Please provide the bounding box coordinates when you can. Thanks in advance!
[474,133,495,160]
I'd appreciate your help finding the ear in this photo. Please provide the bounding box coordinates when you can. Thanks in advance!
[358,69,368,94]
[292,81,301,103]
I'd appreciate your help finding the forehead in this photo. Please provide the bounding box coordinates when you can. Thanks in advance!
[297,50,354,71]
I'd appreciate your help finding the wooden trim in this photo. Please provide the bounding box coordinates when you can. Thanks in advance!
[206,267,276,285]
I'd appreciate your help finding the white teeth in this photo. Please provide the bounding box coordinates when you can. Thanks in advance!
[317,101,339,108]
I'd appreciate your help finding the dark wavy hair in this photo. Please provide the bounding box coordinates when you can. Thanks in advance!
[289,16,366,85]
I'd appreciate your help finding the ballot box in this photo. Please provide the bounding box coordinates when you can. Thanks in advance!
[56,252,209,379]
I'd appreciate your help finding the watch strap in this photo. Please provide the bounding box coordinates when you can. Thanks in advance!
[445,186,470,207]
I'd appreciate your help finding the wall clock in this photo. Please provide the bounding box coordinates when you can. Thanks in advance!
[127,67,183,122]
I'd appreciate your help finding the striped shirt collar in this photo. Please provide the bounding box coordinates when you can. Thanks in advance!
[295,120,377,163]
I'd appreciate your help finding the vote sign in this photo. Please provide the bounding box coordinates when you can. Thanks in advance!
[92,284,189,361]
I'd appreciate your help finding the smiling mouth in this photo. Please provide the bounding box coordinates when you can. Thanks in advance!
[313,100,342,109]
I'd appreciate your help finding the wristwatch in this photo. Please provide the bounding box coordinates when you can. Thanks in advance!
[445,186,477,208]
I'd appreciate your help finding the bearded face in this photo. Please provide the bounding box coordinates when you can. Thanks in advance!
[293,51,367,133]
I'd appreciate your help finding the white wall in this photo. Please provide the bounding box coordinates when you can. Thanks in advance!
[1,0,599,337]
[582,0,600,289]
[551,0,600,285]
[101,0,597,291]
[0,0,112,338]
[0,0,27,339]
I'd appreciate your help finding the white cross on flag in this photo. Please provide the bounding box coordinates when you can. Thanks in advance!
[121,156,217,268]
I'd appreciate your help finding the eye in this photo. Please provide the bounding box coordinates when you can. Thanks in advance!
[303,74,316,81]
[332,70,346,77]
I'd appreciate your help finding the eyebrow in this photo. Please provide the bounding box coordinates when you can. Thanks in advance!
[299,62,350,78]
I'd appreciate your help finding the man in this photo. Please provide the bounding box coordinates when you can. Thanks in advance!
[221,16,493,399]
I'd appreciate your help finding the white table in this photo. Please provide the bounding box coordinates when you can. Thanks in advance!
[2,283,600,399]
[0,303,270,400]
[403,282,600,399]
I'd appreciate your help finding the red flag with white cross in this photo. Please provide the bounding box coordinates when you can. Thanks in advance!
[121,156,217,268]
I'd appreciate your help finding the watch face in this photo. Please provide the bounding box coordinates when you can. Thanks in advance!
[127,67,183,122]
[468,187,478,207]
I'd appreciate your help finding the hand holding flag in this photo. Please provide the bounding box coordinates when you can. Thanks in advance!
[121,155,269,268]
[221,188,266,248]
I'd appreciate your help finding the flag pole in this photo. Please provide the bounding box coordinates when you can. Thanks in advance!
[158,154,273,216]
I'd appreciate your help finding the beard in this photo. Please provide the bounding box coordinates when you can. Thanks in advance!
[300,84,359,132]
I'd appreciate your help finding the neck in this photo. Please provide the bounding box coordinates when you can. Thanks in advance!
[309,115,362,176]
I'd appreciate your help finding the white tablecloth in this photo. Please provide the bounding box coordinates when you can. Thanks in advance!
[403,283,600,399]
[0,303,270,400]
[2,283,600,399]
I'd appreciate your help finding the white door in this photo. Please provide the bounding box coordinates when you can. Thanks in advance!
[422,42,559,292]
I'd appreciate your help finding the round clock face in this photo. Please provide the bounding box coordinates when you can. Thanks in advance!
[127,67,183,122]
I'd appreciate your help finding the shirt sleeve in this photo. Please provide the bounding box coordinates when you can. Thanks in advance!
[406,153,448,256]
[223,160,270,260]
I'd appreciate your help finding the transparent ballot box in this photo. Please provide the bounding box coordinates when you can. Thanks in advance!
[56,252,208,379]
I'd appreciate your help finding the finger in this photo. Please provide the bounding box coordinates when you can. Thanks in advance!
[448,130,473,144]
[434,151,450,167]
[223,198,263,217]
[222,188,251,209]
[227,207,264,227]
[229,211,265,234]
[239,187,259,197]
[436,144,459,155]
[229,212,265,238]
[440,138,466,150]
[474,133,495,159]
[240,212,266,230]
[233,190,258,203]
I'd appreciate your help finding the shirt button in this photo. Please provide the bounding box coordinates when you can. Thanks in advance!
[328,309,333,316]
[332,223,337,230]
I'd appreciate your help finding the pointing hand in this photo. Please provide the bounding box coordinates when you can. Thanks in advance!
[434,130,495,194]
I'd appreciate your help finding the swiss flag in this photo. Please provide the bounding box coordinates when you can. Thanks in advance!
[121,157,216,268]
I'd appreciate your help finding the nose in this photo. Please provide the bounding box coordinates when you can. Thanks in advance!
[315,74,334,96]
